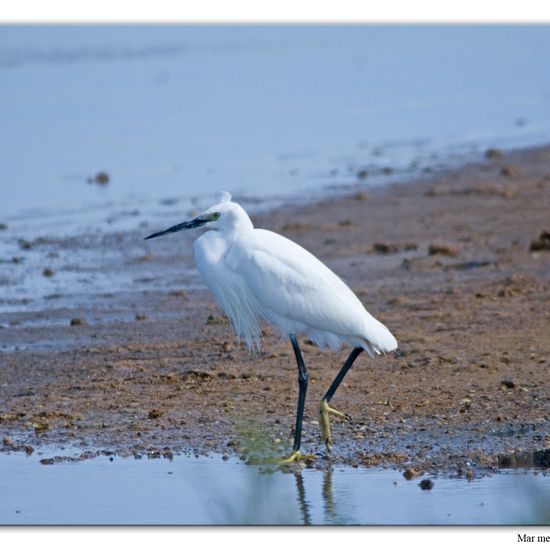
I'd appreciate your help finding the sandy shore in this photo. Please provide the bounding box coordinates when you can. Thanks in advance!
[1,145,549,476]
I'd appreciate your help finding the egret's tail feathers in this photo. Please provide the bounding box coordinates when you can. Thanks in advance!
[361,341,377,358]
[361,318,398,356]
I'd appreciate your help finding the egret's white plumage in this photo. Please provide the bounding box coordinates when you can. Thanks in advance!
[145,191,398,458]
[192,193,397,355]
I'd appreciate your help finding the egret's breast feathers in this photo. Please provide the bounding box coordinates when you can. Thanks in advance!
[194,231,264,350]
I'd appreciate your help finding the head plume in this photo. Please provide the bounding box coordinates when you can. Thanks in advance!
[217,191,232,204]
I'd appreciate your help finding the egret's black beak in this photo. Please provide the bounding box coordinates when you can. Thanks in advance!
[144,215,211,240]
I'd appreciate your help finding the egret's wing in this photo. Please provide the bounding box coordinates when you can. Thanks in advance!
[226,229,373,339]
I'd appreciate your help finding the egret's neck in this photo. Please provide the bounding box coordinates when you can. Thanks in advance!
[220,206,254,237]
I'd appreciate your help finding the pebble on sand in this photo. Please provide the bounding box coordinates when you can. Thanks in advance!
[485,148,502,159]
[428,243,459,257]
[368,242,418,255]
[403,468,419,480]
[529,230,550,252]
[501,165,520,177]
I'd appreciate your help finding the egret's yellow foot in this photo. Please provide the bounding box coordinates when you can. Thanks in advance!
[319,399,351,452]
[278,450,316,464]
[247,451,315,465]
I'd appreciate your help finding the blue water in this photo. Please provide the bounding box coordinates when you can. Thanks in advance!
[1,25,550,220]
[0,451,548,525]
[1,25,550,311]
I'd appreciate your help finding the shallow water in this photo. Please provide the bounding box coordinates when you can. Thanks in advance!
[0,451,548,525]
[2,26,550,219]
[2,25,550,310]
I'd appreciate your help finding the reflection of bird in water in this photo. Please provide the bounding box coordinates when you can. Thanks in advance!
[294,472,312,525]
[322,467,335,523]
[146,192,398,461]
[294,467,349,525]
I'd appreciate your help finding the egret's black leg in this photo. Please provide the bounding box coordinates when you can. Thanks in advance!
[289,334,308,453]
[320,347,363,452]
[322,347,363,404]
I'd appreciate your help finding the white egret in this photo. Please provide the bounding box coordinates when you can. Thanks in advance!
[145,192,398,462]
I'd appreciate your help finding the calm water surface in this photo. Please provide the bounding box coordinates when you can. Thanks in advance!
[0,451,548,525]
[1,25,550,219]
[1,26,550,311]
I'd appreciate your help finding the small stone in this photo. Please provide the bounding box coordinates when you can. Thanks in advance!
[206,315,228,325]
[529,231,550,252]
[33,421,49,432]
[497,287,522,298]
[135,314,147,321]
[168,289,188,298]
[372,243,399,254]
[94,171,110,185]
[428,243,459,257]
[42,268,55,277]
[369,242,418,255]
[501,380,516,389]
[419,479,434,490]
[500,165,519,177]
[356,169,369,179]
[148,409,163,420]
[485,148,502,159]
[0,223,7,230]
[222,341,233,352]
[403,468,418,480]
[70,318,86,326]
[533,449,550,468]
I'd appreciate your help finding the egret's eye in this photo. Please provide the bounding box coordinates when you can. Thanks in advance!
[210,212,221,221]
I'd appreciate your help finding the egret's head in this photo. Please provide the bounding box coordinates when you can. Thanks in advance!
[144,191,252,240]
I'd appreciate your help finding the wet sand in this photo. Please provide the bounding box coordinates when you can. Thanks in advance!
[1,145,549,476]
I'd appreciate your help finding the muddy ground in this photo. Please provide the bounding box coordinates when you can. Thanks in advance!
[1,146,549,476]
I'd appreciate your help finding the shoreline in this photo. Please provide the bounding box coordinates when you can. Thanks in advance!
[1,144,549,476]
